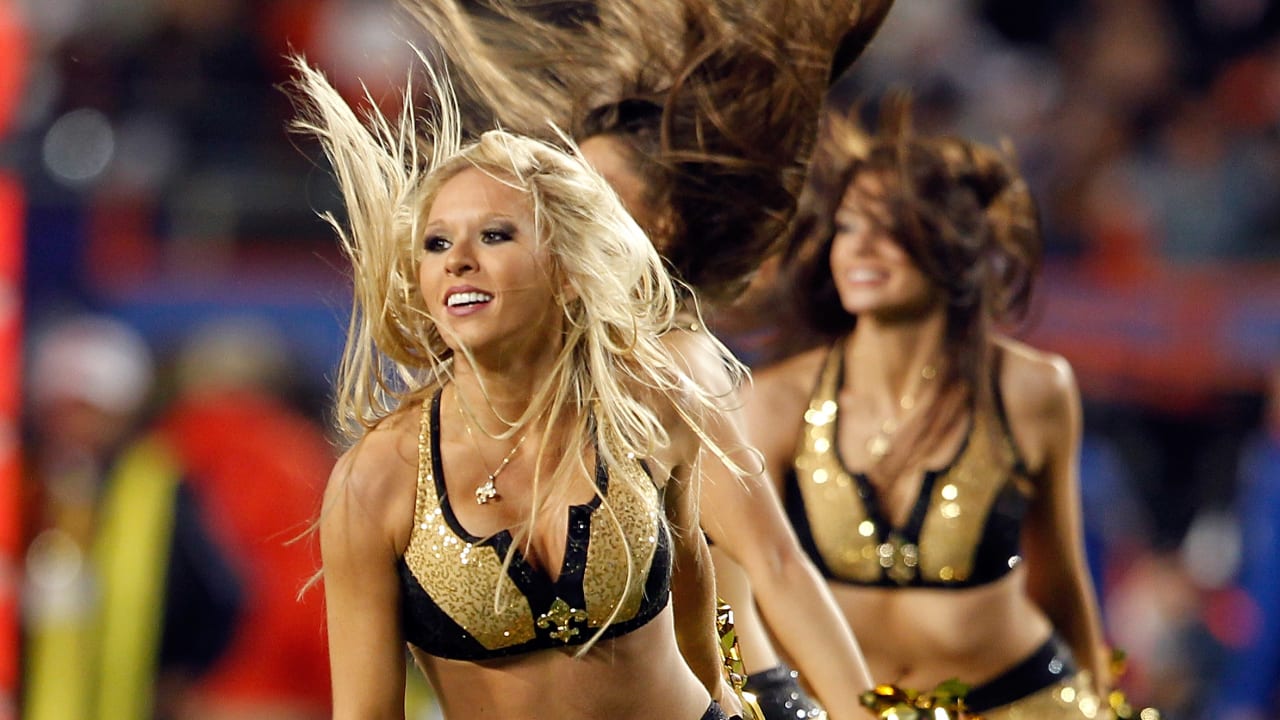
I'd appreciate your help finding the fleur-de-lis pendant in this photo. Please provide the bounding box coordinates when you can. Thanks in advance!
[536,598,588,642]
[475,476,499,505]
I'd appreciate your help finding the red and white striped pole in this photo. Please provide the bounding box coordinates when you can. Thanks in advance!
[0,2,28,719]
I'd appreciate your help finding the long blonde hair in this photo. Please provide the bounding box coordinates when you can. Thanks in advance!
[291,53,746,637]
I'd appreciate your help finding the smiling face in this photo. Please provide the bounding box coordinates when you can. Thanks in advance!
[828,172,940,320]
[419,166,565,357]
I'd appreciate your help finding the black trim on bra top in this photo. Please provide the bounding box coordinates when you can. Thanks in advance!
[990,350,1031,476]
[398,389,671,661]
[430,389,607,598]
[830,345,975,549]
[783,344,1030,590]
[783,468,835,578]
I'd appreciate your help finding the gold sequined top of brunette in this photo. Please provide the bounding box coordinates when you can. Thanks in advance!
[784,344,1033,588]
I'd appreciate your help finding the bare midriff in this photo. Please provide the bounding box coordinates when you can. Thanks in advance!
[834,567,1054,690]
[413,605,713,720]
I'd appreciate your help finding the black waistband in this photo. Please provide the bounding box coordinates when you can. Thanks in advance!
[964,636,1077,712]
[701,700,745,720]
[744,663,823,719]
[744,664,798,691]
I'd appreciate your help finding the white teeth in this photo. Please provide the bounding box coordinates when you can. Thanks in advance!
[446,291,494,307]
[849,269,886,282]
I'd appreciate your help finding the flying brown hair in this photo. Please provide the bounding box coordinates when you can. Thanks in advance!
[786,95,1041,341]
[399,0,895,304]
[784,94,1043,477]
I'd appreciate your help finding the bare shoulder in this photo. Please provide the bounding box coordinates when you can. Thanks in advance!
[745,345,829,416]
[325,404,422,553]
[738,345,829,476]
[993,337,1080,476]
[661,324,738,397]
[993,336,1079,421]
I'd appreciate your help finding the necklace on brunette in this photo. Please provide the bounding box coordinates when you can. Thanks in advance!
[865,362,938,461]
[456,395,527,505]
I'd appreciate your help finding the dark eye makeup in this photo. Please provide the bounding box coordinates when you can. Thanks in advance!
[481,222,517,243]
[423,219,519,251]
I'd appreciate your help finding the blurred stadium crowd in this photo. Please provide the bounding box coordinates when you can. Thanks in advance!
[4,0,1280,718]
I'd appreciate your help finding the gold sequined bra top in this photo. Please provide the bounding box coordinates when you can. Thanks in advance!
[397,390,672,660]
[784,345,1032,589]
